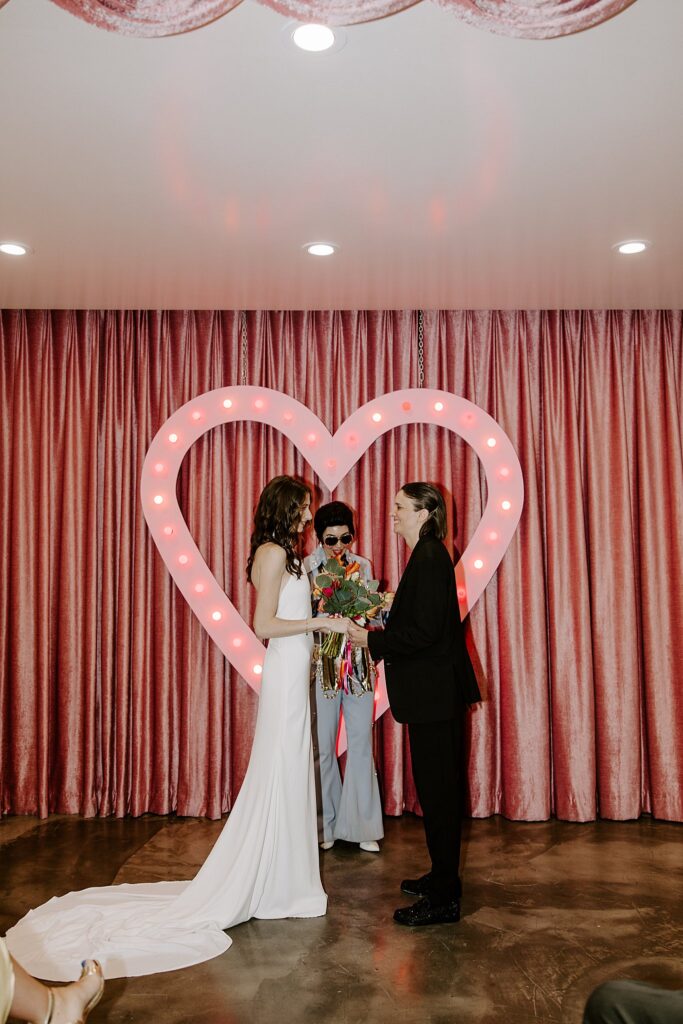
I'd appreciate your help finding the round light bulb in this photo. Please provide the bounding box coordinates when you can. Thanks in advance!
[178,554,189,565]
[371,412,382,423]
[434,402,444,412]
[232,637,243,648]
[153,495,164,505]
[194,583,205,593]
[254,399,264,409]
[486,437,497,448]
[307,433,317,444]
[501,500,512,511]
[292,24,335,52]
[211,611,222,622]
[168,433,178,443]
[253,663,263,675]
[306,243,336,257]
[616,240,648,255]
[163,526,174,536]
[0,242,29,256]
[191,411,202,421]
[223,399,233,409]
[473,559,484,570]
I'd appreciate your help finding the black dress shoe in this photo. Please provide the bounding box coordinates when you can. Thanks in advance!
[393,896,461,927]
[400,872,431,897]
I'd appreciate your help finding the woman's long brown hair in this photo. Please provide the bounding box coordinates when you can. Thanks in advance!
[246,475,311,582]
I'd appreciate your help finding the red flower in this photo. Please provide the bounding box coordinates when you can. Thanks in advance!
[322,586,335,597]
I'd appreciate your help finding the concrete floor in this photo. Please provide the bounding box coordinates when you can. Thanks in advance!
[2,814,682,1023]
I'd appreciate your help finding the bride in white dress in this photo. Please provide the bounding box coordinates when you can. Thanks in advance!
[7,476,348,981]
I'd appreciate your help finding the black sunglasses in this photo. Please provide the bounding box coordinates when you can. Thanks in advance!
[323,533,353,546]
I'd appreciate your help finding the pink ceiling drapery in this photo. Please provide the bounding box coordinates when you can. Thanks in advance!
[48,0,243,36]
[1,309,681,824]
[432,0,639,38]
[32,0,638,38]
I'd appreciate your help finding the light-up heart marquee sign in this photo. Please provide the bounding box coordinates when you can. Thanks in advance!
[141,386,523,739]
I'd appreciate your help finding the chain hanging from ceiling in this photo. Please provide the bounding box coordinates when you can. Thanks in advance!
[240,311,248,387]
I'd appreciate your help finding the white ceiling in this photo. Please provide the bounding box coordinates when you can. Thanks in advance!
[0,0,681,310]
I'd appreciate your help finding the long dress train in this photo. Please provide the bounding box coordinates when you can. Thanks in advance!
[6,573,326,980]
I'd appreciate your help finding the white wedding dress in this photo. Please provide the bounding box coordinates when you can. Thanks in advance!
[6,572,326,980]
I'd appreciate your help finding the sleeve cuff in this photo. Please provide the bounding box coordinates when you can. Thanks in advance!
[368,630,385,662]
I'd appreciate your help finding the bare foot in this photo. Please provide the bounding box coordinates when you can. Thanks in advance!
[48,961,104,1023]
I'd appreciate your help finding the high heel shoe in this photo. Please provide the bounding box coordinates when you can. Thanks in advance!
[45,959,104,1024]
[77,960,104,1022]
[43,988,54,1024]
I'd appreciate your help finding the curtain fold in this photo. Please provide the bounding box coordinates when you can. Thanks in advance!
[37,0,638,38]
[0,309,681,822]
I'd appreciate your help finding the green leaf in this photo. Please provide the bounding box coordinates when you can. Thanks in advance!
[322,558,345,577]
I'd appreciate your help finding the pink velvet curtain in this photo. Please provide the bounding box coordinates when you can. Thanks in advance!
[32,0,638,39]
[1,310,681,822]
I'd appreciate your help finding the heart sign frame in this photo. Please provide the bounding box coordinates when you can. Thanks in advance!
[141,386,523,733]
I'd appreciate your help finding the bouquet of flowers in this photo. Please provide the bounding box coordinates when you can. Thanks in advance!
[312,557,385,698]
[313,557,384,658]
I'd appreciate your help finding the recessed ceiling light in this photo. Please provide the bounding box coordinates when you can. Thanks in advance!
[283,22,346,55]
[292,24,335,52]
[0,241,31,256]
[614,240,649,255]
[305,242,337,257]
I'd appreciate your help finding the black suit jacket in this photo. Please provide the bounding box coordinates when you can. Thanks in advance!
[368,534,481,724]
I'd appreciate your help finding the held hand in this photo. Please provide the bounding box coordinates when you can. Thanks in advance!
[382,591,395,609]
[317,615,350,635]
[348,621,369,648]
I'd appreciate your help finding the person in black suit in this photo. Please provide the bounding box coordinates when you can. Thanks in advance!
[348,482,480,927]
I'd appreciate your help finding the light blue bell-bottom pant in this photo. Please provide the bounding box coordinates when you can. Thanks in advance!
[311,680,384,844]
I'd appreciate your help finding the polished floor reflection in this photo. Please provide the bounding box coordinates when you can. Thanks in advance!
[2,814,682,1023]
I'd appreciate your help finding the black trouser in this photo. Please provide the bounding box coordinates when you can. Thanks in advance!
[584,981,683,1024]
[408,706,465,904]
